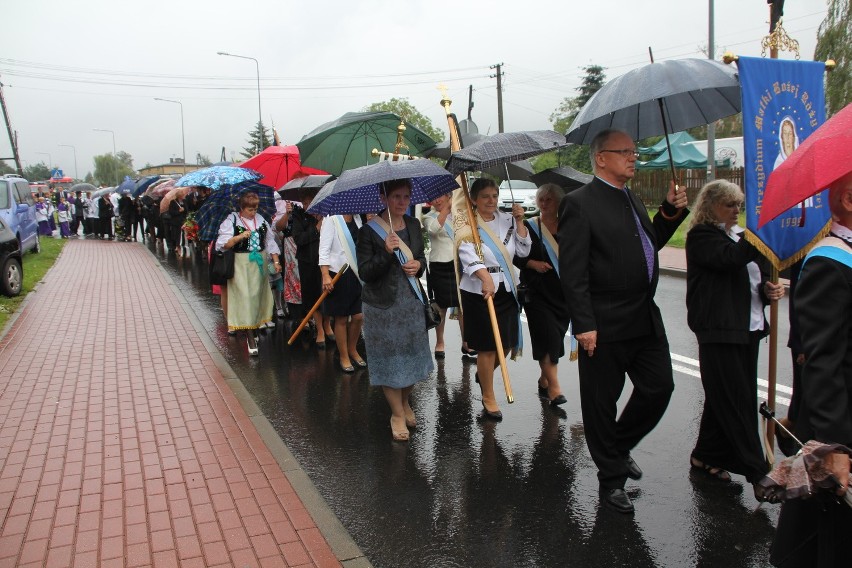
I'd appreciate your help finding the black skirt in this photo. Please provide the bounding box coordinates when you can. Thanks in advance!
[461,284,518,352]
[322,268,362,317]
[427,260,459,309]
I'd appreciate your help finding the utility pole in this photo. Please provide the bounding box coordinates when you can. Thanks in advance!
[0,78,24,176]
[467,85,474,120]
[707,0,716,181]
[490,63,504,133]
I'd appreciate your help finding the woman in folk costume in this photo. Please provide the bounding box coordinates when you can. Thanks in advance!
[56,197,72,238]
[357,179,433,442]
[423,192,474,359]
[215,191,280,356]
[320,213,366,372]
[35,197,53,236]
[458,178,531,420]
[513,183,573,407]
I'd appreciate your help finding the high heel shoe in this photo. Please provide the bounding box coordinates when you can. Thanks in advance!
[247,338,259,357]
[475,373,502,420]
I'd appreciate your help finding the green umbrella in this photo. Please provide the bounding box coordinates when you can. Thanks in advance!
[296,111,438,176]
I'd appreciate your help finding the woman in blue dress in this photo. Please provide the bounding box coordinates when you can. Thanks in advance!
[357,179,434,442]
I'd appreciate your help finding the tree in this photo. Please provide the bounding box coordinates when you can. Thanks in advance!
[686,113,743,140]
[93,152,135,186]
[241,121,272,159]
[84,172,94,184]
[0,160,15,176]
[196,153,212,166]
[540,64,607,173]
[815,0,851,116]
[364,98,445,143]
[23,162,51,181]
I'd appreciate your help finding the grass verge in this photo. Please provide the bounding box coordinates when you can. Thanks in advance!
[0,237,67,330]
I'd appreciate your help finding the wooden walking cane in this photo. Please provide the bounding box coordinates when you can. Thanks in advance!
[439,87,514,404]
[287,264,349,345]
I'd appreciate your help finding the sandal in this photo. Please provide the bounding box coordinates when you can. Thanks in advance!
[690,457,731,482]
[390,417,409,442]
[404,407,417,429]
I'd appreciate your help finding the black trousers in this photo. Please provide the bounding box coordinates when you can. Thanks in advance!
[771,496,852,567]
[692,334,769,483]
[578,333,674,489]
[99,217,113,239]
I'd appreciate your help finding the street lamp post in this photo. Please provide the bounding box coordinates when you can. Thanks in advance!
[93,128,117,185]
[58,144,78,180]
[217,51,263,153]
[154,98,187,174]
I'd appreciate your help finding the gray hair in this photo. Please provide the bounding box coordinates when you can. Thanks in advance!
[689,180,744,229]
[589,128,628,172]
[536,183,565,202]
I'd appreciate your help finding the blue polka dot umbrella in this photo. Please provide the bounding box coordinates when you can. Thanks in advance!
[307,159,459,216]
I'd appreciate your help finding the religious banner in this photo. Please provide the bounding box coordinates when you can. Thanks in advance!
[738,56,830,269]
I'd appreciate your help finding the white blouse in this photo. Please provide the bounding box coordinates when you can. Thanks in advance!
[319,215,362,273]
[215,212,280,255]
[458,210,531,294]
[423,212,455,263]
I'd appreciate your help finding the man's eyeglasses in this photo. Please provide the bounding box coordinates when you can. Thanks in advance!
[599,149,640,159]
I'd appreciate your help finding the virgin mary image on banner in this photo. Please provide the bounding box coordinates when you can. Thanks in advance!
[774,116,800,168]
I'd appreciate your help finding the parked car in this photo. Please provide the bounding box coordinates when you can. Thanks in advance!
[498,180,539,217]
[0,175,39,254]
[0,218,23,296]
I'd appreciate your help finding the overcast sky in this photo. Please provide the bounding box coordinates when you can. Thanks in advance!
[1,0,827,180]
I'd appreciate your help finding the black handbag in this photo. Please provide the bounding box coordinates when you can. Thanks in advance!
[209,215,237,285]
[209,249,234,285]
[516,282,532,305]
[425,299,441,330]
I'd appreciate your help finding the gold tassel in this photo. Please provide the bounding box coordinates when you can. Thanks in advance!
[744,221,831,271]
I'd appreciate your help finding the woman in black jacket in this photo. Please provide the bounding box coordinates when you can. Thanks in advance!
[356,179,433,442]
[686,180,785,489]
[290,192,333,346]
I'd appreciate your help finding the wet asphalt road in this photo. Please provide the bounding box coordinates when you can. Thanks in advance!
[154,243,793,568]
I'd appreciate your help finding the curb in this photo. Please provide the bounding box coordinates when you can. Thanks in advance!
[147,246,372,568]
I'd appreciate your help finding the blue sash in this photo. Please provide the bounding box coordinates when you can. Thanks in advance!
[332,215,360,279]
[802,243,852,271]
[527,218,559,277]
[477,220,523,357]
[367,218,425,304]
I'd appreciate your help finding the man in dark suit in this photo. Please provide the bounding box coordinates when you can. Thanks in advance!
[558,128,688,513]
[770,171,852,567]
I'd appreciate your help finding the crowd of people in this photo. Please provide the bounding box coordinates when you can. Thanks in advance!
[32,185,206,249]
[38,127,847,565]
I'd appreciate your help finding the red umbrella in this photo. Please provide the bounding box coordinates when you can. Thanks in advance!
[758,102,852,228]
[239,145,302,189]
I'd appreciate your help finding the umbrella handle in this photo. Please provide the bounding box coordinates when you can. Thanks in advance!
[503,164,515,203]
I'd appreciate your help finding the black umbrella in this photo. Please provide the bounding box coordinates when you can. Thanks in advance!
[530,166,593,191]
[565,56,740,186]
[445,130,569,177]
[565,58,740,144]
[277,174,335,202]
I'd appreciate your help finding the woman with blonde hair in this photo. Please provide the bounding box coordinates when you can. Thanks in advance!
[686,179,784,491]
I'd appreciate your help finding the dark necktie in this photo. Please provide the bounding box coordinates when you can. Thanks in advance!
[623,189,655,282]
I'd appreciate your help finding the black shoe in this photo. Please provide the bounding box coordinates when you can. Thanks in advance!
[550,394,567,406]
[481,404,503,421]
[625,456,643,480]
[600,487,634,514]
[434,350,445,360]
[461,346,478,359]
[315,341,326,350]
[537,384,548,400]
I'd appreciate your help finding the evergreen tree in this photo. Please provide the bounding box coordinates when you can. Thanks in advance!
[815,0,851,116]
[241,121,272,159]
[540,65,607,174]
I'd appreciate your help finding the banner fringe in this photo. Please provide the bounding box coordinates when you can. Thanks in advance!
[744,220,832,272]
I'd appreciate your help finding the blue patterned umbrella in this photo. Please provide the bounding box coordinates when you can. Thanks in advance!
[176,166,262,191]
[307,159,458,216]
[117,176,135,193]
[195,181,275,242]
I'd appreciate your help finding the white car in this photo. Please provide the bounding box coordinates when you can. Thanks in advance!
[497,180,538,217]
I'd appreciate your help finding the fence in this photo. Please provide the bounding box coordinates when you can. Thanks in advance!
[630,168,744,207]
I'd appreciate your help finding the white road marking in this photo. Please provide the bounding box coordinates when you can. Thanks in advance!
[672,353,791,407]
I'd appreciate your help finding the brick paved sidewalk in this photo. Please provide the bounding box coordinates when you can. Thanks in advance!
[0,241,344,567]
